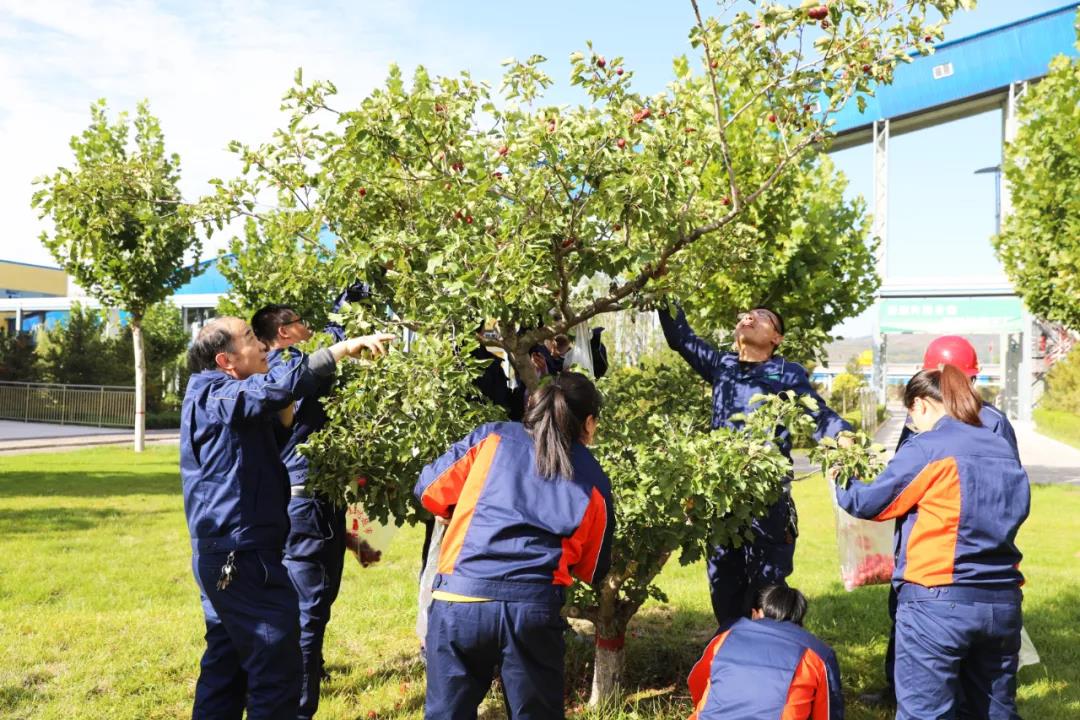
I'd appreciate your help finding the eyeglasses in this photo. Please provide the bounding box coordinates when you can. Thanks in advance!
[282,317,309,329]
[736,309,777,327]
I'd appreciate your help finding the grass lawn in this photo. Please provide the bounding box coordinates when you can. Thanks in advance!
[1,445,1077,719]
[1034,407,1080,451]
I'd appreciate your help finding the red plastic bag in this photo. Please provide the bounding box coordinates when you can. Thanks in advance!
[830,479,895,591]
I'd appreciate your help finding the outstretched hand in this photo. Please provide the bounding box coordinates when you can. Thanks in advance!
[345,333,396,358]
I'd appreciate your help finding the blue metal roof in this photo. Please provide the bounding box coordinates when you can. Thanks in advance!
[174,257,230,295]
[831,3,1079,134]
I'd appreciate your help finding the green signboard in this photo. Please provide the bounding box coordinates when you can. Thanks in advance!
[878,296,1024,334]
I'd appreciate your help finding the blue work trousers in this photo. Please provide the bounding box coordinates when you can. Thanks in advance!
[895,584,1022,720]
[425,599,567,720]
[283,495,347,720]
[707,492,796,628]
[192,550,302,720]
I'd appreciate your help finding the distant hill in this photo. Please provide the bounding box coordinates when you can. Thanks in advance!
[823,333,1004,367]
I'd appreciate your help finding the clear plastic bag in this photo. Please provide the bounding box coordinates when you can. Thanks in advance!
[415,521,446,644]
[344,503,398,566]
[830,478,895,591]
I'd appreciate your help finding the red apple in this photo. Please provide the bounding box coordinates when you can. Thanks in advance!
[616,67,624,76]
[596,56,606,68]
[768,113,777,123]
[465,215,474,224]
[616,138,627,149]
[358,187,367,197]
[498,145,509,156]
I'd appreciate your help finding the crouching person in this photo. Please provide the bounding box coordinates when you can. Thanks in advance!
[415,373,614,720]
[688,585,843,720]
[182,316,392,719]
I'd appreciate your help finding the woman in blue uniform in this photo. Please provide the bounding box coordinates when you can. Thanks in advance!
[835,365,1029,719]
[414,372,614,720]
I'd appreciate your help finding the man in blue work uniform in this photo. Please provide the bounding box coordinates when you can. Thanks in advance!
[862,334,1020,709]
[252,304,366,720]
[658,305,851,628]
[182,315,392,719]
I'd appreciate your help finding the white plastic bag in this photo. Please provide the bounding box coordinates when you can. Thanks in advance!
[415,521,446,644]
[1018,626,1040,669]
[563,321,595,377]
[830,478,895,591]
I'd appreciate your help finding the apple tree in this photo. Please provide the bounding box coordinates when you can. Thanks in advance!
[210,0,971,703]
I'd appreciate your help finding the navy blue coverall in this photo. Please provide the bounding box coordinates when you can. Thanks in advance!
[181,348,337,720]
[414,422,615,720]
[881,403,1020,700]
[658,307,850,627]
[267,348,345,720]
[836,416,1029,719]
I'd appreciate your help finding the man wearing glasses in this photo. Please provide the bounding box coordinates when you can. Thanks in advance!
[657,304,851,629]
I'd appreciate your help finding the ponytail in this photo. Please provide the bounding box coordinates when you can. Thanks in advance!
[522,372,603,479]
[903,364,983,427]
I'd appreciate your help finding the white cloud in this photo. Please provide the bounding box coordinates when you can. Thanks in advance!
[0,0,498,267]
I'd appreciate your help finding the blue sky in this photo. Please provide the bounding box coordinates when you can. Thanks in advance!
[0,0,1074,334]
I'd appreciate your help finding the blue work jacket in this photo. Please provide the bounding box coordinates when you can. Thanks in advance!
[897,402,1019,461]
[266,348,334,486]
[836,416,1030,589]
[658,308,850,459]
[181,349,337,553]
[415,422,615,603]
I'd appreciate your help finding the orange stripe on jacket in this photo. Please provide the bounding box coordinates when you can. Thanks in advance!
[687,630,731,719]
[421,441,483,518]
[437,434,501,575]
[874,456,961,587]
[555,487,607,586]
[781,648,830,720]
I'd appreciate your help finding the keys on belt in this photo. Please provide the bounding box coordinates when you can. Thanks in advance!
[290,485,311,498]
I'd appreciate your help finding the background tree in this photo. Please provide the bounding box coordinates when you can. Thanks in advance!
[32,100,203,451]
[35,304,111,385]
[0,332,39,383]
[995,23,1080,330]
[211,0,970,702]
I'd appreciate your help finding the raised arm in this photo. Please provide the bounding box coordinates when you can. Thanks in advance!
[657,306,724,383]
[781,363,853,441]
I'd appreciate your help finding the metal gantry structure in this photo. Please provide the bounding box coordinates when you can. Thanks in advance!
[828,3,1080,420]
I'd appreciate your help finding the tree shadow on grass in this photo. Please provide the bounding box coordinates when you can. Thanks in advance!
[324,650,427,718]
[0,470,179,499]
[0,506,172,534]
[0,669,53,715]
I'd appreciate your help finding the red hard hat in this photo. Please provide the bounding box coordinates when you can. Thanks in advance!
[923,335,979,377]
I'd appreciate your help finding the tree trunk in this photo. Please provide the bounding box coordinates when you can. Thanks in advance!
[132,317,146,453]
[588,581,627,707]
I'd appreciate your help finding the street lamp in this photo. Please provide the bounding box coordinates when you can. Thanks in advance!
[974,165,1001,234]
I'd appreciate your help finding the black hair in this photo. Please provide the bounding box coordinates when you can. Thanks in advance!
[522,372,603,480]
[904,364,982,427]
[188,320,236,372]
[755,584,808,625]
[251,304,298,344]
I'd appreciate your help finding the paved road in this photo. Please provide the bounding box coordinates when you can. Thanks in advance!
[0,420,179,455]
[792,408,1079,486]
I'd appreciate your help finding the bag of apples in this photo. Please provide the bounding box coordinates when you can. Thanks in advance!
[832,496,895,591]
[344,478,397,567]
